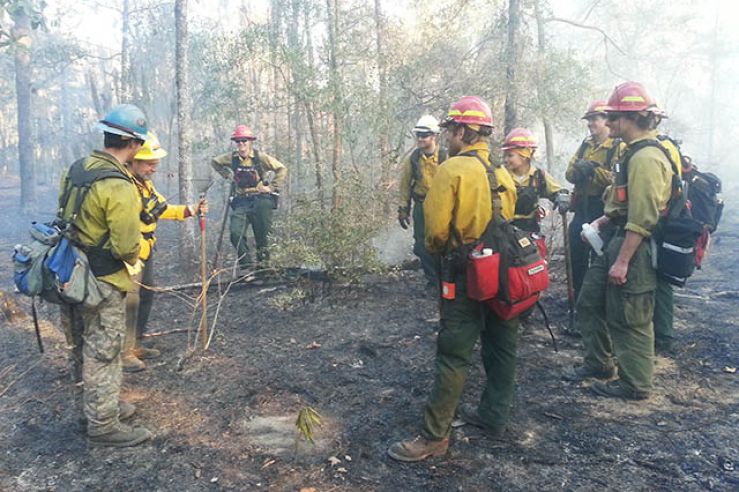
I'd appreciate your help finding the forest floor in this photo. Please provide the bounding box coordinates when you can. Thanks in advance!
[0,178,737,491]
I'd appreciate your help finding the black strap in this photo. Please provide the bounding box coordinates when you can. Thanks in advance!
[604,138,622,168]
[575,138,589,160]
[32,298,44,354]
[618,139,683,218]
[459,150,503,220]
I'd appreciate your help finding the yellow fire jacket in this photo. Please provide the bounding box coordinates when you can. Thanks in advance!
[398,145,444,208]
[133,176,190,261]
[424,141,517,255]
[58,151,141,292]
[565,136,624,197]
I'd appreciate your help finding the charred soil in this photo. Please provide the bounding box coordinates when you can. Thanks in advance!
[0,181,737,491]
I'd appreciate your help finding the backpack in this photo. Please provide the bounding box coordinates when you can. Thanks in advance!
[684,164,723,233]
[461,152,550,320]
[13,158,129,307]
[616,140,703,287]
[513,168,547,218]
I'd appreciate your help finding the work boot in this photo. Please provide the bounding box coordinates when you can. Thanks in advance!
[122,353,146,373]
[88,423,153,448]
[562,364,616,382]
[78,400,136,429]
[454,404,505,438]
[133,345,161,360]
[591,380,650,401]
[387,435,449,462]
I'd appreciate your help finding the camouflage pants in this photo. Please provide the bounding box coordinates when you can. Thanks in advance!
[61,282,126,435]
[575,234,657,394]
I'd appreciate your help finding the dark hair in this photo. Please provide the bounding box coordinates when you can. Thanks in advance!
[103,132,143,149]
[624,112,659,130]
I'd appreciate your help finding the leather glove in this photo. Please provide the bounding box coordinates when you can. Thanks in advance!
[554,191,570,214]
[572,159,597,184]
[187,198,208,217]
[398,206,411,230]
[256,181,273,194]
[125,259,144,277]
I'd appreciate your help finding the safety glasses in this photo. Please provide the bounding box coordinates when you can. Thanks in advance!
[415,132,434,139]
[233,139,251,144]
[606,112,625,122]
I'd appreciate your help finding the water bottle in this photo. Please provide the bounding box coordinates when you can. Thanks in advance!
[582,223,604,256]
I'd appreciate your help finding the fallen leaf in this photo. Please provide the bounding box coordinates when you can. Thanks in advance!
[210,477,218,483]
[344,455,352,461]
[299,488,317,492]
[336,467,348,473]
[328,456,341,466]
[723,367,736,374]
[261,459,276,469]
[290,338,297,344]
[306,341,322,349]
[194,469,201,479]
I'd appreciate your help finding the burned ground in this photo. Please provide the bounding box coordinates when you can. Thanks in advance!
[0,180,737,491]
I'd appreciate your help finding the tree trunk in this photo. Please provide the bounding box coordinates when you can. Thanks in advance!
[175,0,196,265]
[373,0,391,215]
[326,0,342,211]
[120,0,131,103]
[12,8,35,214]
[503,0,521,136]
[534,0,554,171]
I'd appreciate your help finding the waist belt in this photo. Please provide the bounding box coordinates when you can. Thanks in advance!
[411,192,426,203]
[142,232,155,240]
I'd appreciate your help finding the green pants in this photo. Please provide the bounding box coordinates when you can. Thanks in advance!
[653,279,674,351]
[230,196,274,268]
[423,277,519,439]
[575,234,656,394]
[412,200,439,283]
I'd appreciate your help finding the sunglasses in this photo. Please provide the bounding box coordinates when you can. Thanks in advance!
[606,112,625,122]
[233,139,251,143]
[415,132,434,139]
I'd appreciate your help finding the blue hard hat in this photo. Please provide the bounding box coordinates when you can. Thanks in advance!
[98,104,148,140]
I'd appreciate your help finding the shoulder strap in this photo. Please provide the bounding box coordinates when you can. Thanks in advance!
[576,138,589,160]
[533,169,546,196]
[621,139,683,217]
[459,150,503,220]
[605,138,622,167]
[58,157,130,246]
[410,148,422,185]
[252,148,264,178]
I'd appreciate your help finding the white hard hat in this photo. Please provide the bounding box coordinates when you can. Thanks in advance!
[413,114,440,134]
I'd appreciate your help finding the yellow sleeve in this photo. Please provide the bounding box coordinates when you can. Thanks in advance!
[100,179,141,265]
[260,152,288,191]
[565,140,588,184]
[625,148,672,238]
[543,170,562,200]
[494,167,517,221]
[211,152,233,179]
[398,153,413,210]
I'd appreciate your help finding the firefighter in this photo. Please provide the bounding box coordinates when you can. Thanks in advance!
[211,125,287,270]
[387,96,518,462]
[564,82,675,399]
[502,128,569,234]
[397,115,446,289]
[565,101,626,300]
[58,104,153,447]
[122,132,208,372]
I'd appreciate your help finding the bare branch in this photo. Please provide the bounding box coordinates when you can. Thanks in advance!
[544,16,627,57]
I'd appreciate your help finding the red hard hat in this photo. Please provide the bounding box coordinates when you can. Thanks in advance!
[231,124,257,141]
[604,82,658,113]
[582,99,608,119]
[441,96,494,128]
[501,127,537,150]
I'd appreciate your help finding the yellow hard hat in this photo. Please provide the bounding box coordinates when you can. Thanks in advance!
[135,131,168,160]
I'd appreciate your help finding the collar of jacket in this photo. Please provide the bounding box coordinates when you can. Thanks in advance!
[457,141,490,162]
[90,150,135,180]
[232,150,255,162]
